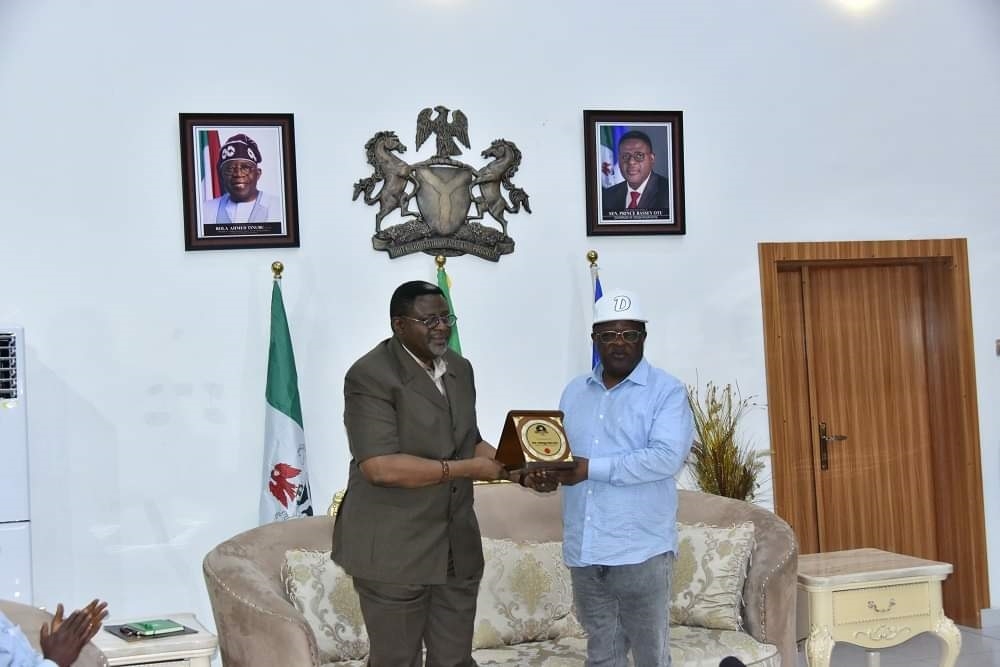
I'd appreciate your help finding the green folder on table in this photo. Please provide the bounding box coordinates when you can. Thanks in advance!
[121,619,185,637]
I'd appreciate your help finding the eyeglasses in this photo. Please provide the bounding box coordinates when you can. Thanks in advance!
[220,162,257,176]
[592,330,645,344]
[619,152,647,164]
[399,314,458,329]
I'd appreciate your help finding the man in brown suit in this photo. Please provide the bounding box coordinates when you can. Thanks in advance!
[332,280,508,667]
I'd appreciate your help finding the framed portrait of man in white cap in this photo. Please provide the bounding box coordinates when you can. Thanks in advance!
[179,113,300,250]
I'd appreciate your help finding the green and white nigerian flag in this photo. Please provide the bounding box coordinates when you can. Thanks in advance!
[599,125,625,189]
[437,264,462,354]
[260,280,313,524]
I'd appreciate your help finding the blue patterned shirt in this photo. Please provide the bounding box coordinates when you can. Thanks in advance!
[0,609,54,667]
[558,358,694,567]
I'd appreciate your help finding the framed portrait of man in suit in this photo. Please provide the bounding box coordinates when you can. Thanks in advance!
[583,110,685,236]
[179,113,301,251]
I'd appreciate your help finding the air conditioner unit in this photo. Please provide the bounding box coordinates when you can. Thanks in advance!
[0,326,33,603]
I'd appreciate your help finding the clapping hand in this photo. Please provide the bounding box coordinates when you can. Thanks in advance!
[40,599,109,667]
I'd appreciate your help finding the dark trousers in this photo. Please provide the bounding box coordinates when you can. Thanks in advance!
[353,568,480,667]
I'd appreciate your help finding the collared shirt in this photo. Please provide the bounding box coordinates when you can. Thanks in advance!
[401,344,448,395]
[558,358,694,567]
[0,609,55,667]
[626,173,651,205]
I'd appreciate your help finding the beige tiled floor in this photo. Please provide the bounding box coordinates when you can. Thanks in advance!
[796,623,1000,666]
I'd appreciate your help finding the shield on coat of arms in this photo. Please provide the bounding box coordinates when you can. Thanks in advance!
[352,105,530,261]
[413,165,473,237]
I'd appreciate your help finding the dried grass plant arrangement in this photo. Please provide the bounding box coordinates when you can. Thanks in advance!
[686,381,765,502]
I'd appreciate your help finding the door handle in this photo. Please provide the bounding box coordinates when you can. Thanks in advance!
[818,421,848,471]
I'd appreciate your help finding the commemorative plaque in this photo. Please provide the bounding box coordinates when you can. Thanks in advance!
[495,410,574,472]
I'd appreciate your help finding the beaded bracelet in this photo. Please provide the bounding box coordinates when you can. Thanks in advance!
[440,459,450,484]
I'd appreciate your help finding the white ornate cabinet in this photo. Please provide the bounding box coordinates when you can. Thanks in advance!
[797,548,961,667]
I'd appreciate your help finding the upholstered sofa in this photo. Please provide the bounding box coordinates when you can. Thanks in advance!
[203,484,797,666]
[0,599,107,667]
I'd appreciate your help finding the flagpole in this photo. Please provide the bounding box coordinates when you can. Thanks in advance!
[272,260,283,281]
[587,250,603,369]
[435,255,462,354]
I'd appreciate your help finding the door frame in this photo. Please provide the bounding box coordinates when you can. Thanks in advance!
[758,238,989,627]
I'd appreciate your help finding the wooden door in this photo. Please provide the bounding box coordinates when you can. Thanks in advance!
[759,239,989,628]
[805,264,937,558]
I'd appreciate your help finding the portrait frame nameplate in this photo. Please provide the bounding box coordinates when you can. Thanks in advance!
[583,109,685,237]
[179,113,300,251]
[495,410,574,472]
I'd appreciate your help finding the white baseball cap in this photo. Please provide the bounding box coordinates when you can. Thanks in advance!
[593,288,648,324]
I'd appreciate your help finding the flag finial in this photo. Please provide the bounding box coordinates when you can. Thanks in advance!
[272,261,284,279]
[587,250,598,267]
[435,255,447,269]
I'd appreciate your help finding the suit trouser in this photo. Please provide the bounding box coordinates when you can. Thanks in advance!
[353,567,480,667]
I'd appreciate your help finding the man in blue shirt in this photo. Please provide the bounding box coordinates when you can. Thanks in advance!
[548,288,694,667]
[1,599,107,667]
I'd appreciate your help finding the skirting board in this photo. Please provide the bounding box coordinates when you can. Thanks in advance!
[982,607,1000,628]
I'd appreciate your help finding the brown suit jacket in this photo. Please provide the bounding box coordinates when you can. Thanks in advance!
[331,337,485,584]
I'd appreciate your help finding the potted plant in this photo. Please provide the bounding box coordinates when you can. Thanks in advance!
[685,380,765,502]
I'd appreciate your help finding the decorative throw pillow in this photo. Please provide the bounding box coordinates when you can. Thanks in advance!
[282,549,368,663]
[473,538,582,650]
[670,521,755,631]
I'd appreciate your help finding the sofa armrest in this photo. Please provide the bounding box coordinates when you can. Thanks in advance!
[677,490,798,665]
[202,515,335,667]
[203,556,317,667]
[741,512,798,663]
[0,599,107,667]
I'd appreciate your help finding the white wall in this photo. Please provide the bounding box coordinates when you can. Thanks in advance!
[2,0,998,634]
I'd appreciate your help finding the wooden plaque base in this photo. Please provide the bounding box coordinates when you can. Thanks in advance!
[495,410,574,472]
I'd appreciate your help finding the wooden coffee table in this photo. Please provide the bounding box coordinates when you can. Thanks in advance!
[93,612,218,667]
[797,549,961,667]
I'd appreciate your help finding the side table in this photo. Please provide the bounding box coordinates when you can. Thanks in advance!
[93,612,218,667]
[797,548,961,667]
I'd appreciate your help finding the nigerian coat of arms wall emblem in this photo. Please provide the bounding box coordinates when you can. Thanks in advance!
[352,105,530,261]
